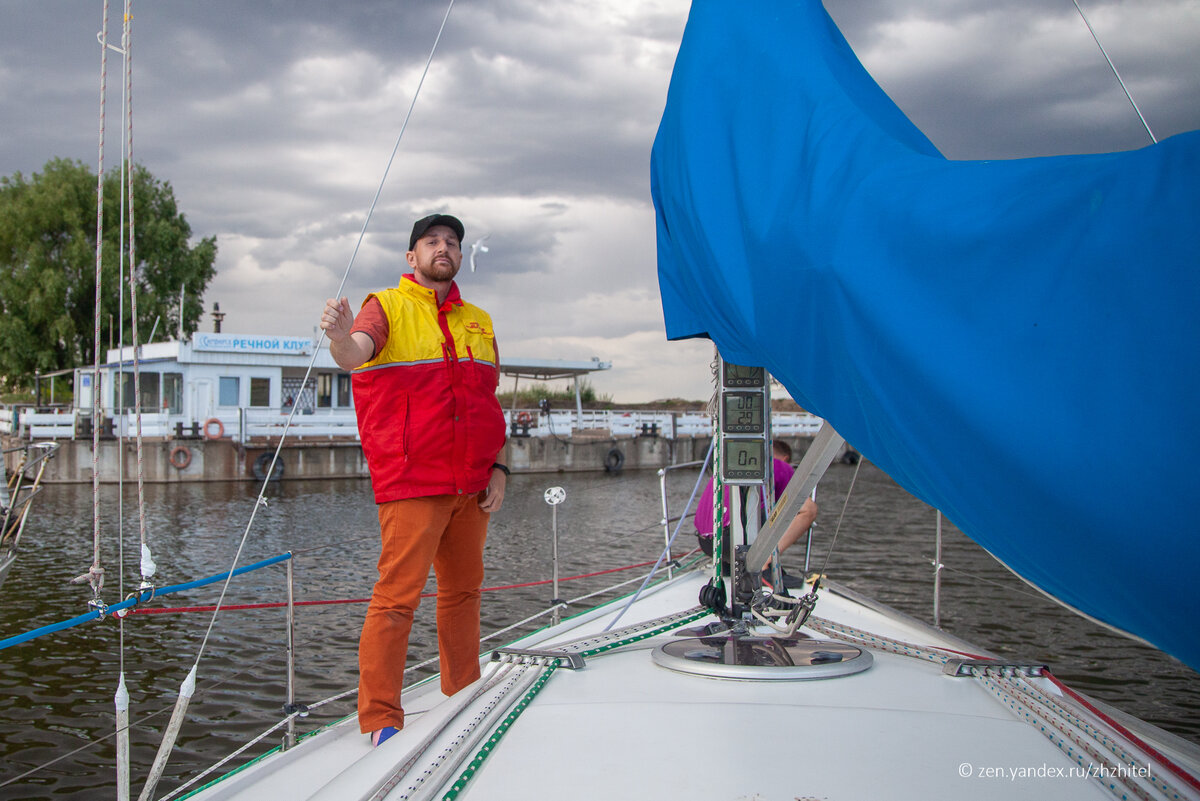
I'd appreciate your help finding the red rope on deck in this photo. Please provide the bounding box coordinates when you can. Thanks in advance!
[125,558,672,616]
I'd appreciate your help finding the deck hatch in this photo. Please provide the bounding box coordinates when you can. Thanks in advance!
[652,635,872,680]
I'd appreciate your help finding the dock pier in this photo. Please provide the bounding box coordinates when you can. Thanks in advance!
[2,408,828,484]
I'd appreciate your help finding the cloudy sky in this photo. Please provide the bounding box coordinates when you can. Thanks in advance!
[3,1,1197,402]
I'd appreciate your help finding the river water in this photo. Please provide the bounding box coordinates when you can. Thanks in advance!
[1,463,1197,799]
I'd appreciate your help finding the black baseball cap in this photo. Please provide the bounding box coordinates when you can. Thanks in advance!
[409,214,465,250]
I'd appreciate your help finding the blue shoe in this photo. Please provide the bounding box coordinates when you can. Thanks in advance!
[371,725,400,746]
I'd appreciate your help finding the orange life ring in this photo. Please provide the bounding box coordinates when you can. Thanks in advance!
[169,446,192,470]
[203,418,224,440]
[516,411,533,425]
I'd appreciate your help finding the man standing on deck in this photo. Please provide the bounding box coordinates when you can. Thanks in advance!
[319,213,509,747]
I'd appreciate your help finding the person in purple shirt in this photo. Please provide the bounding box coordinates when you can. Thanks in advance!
[694,440,818,579]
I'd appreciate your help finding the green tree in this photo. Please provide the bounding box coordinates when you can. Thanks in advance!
[0,158,216,391]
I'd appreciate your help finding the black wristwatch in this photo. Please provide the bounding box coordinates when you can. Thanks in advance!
[491,463,510,476]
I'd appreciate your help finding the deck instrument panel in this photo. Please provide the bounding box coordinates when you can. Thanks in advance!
[718,360,770,485]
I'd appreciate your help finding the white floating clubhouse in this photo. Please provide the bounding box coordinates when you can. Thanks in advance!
[4,332,821,446]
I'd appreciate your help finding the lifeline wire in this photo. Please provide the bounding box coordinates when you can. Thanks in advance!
[191,0,456,678]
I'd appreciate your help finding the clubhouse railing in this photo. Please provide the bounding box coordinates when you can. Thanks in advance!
[1,406,822,444]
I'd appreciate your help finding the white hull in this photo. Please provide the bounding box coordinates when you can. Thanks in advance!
[187,564,1200,801]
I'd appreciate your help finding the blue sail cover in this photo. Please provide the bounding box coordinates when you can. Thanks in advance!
[652,1,1200,669]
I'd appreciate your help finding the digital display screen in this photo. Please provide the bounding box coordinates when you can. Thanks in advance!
[721,392,765,434]
[721,362,766,388]
[721,439,768,482]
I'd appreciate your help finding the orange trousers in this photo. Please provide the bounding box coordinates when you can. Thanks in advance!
[357,493,489,733]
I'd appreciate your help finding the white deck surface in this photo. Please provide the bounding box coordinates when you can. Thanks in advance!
[190,567,1195,801]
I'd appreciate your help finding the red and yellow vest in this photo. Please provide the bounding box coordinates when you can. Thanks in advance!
[352,275,507,504]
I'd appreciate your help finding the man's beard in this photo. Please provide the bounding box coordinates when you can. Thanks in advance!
[419,255,459,282]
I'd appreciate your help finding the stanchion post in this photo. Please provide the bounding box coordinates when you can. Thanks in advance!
[933,511,943,628]
[658,468,674,580]
[544,487,566,625]
[285,555,296,750]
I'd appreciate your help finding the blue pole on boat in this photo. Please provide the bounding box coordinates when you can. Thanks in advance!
[134,552,292,598]
[0,553,293,651]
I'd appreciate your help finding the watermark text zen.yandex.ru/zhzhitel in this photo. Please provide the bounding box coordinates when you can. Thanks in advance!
[957,762,1154,781]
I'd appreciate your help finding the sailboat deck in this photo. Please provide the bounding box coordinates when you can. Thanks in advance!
[190,567,1176,801]
[456,573,1110,800]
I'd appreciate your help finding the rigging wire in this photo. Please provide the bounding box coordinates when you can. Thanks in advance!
[809,519,1056,605]
[193,0,459,663]
[83,0,111,608]
[116,5,134,795]
[121,0,153,598]
[805,456,863,588]
[134,3,460,796]
[602,437,713,631]
[115,3,128,629]
[1071,0,1157,144]
[931,560,1048,604]
[98,6,145,795]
